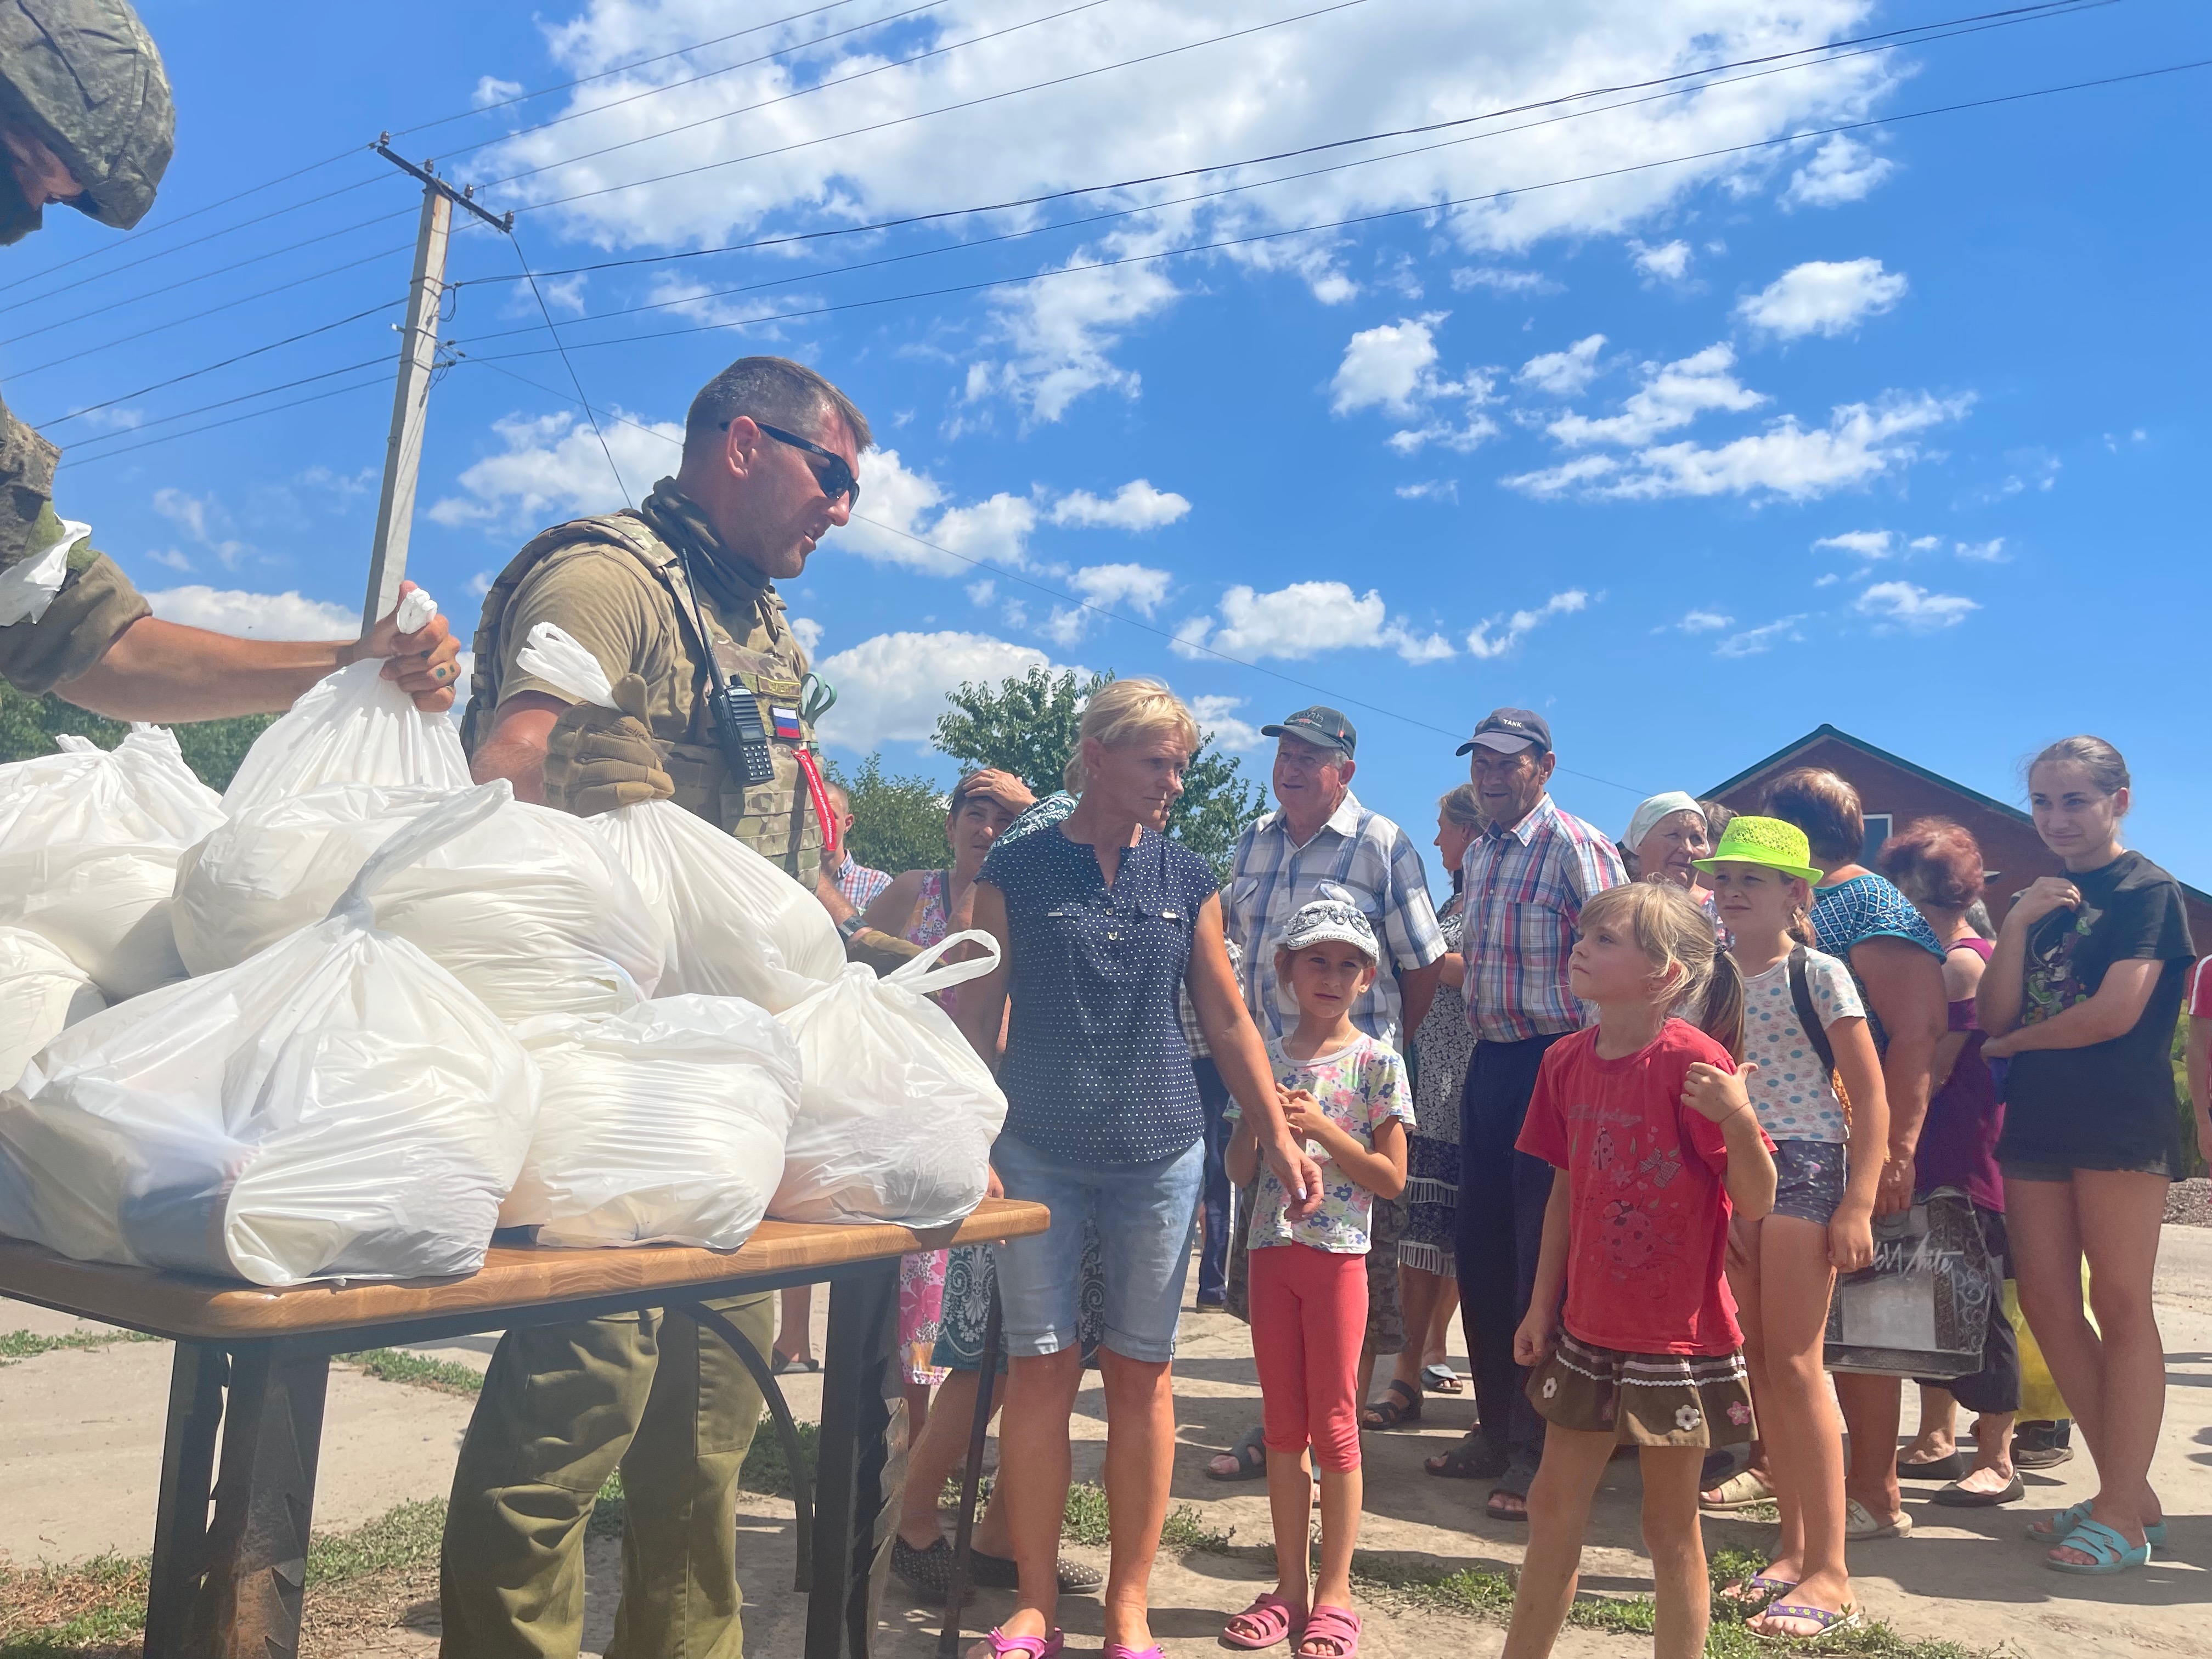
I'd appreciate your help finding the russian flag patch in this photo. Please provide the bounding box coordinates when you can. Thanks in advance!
[771,705,804,742]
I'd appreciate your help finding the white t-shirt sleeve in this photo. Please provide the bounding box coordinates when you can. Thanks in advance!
[1807,949,1866,1028]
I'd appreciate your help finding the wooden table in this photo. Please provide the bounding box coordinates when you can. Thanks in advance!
[0,1199,1048,1659]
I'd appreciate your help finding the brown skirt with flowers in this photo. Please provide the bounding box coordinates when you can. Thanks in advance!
[1528,1331,1756,1448]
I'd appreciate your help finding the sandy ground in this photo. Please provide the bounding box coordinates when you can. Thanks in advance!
[4,1229,2209,1656]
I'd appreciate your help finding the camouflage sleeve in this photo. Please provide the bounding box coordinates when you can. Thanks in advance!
[0,393,152,693]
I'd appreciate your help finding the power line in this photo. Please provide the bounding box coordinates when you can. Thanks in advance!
[53,373,394,469]
[53,356,394,451]
[444,3,2111,347]
[511,230,634,509]
[450,56,2212,366]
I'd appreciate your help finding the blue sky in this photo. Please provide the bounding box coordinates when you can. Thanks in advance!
[14,0,2207,887]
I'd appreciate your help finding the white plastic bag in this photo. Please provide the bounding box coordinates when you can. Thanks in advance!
[0,725,224,851]
[0,928,106,1091]
[0,787,540,1286]
[222,642,470,816]
[770,932,1007,1228]
[0,842,186,999]
[501,995,802,1249]
[0,520,83,627]
[515,623,843,1010]
[174,781,666,1021]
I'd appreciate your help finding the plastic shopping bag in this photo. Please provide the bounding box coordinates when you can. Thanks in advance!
[0,725,223,851]
[174,780,666,1020]
[501,995,802,1249]
[0,786,539,1285]
[1824,1187,1996,1379]
[514,623,843,1009]
[770,932,1007,1228]
[222,597,469,814]
[0,928,106,1091]
[0,841,187,1000]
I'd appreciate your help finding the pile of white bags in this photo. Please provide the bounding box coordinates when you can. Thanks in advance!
[0,929,105,1091]
[0,725,222,999]
[502,995,802,1249]
[771,934,1008,1228]
[0,788,540,1285]
[515,624,843,1011]
[174,781,668,1021]
[222,653,470,815]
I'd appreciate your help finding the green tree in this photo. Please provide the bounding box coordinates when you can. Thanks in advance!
[0,682,273,791]
[828,752,950,878]
[931,665,1263,877]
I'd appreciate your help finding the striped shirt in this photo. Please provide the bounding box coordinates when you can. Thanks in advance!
[834,852,893,912]
[1460,794,1627,1043]
[1178,938,1241,1058]
[1223,789,1446,1048]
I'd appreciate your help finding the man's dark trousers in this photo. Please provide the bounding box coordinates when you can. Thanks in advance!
[1455,1031,1569,1476]
[1194,1057,1234,1302]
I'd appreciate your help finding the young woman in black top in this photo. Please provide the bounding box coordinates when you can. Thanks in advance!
[1978,736,2192,1575]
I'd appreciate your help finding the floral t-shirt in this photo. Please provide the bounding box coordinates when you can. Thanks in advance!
[1232,1032,1413,1254]
[1740,947,1864,1144]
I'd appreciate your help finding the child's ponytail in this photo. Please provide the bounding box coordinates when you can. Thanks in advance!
[1699,950,1746,1062]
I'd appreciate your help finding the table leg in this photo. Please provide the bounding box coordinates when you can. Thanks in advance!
[183,1342,330,1659]
[144,1342,228,1658]
[808,1260,904,1659]
[937,1288,1002,1658]
[680,1298,816,1592]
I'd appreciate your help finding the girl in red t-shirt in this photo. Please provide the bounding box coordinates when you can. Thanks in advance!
[1504,882,1776,1659]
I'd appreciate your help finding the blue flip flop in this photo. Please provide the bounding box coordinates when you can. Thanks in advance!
[2028,1502,2168,1549]
[2045,1518,2151,1575]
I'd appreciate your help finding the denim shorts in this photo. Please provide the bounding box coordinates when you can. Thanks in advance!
[1770,1139,1848,1226]
[990,1132,1205,1363]
[2002,1154,2175,1183]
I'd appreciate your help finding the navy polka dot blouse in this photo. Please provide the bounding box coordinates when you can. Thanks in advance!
[980,823,1221,1165]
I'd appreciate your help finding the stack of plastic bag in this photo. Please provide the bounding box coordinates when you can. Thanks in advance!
[0,725,224,999]
[0,787,540,1285]
[501,995,802,1249]
[771,933,1007,1228]
[220,589,469,816]
[0,929,106,1091]
[512,624,843,1011]
[174,781,667,1021]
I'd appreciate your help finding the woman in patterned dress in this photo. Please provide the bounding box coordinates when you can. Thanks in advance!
[863,768,1036,1438]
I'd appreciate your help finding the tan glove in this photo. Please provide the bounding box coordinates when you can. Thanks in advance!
[542,673,674,816]
[844,925,923,978]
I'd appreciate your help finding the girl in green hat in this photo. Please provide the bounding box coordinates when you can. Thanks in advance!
[1696,816,1891,1642]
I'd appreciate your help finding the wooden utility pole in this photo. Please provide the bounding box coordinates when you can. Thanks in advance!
[360,142,513,631]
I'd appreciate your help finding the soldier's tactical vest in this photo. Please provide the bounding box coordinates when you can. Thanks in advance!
[462,511,823,888]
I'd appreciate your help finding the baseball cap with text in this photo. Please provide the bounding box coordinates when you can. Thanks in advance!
[1455,707,1552,757]
[1261,705,1357,759]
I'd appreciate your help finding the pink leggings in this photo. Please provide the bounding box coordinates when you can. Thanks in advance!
[1248,1242,1370,1473]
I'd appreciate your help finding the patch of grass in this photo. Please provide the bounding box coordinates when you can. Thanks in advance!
[335,1347,486,1395]
[1059,1482,1230,1553]
[304,1499,448,1584]
[0,1328,162,1367]
[588,1415,820,1541]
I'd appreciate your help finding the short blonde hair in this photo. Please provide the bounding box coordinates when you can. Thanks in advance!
[1065,678,1199,793]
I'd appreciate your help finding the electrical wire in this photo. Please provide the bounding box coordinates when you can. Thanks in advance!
[510,230,634,509]
[54,356,395,451]
[53,373,396,469]
[450,56,2212,365]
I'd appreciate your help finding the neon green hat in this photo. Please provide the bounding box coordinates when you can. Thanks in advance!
[1693,815,1824,883]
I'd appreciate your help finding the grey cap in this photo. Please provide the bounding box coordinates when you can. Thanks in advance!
[0,0,174,232]
[1276,896,1379,962]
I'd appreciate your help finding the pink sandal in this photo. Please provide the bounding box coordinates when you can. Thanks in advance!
[1221,1593,1301,1650]
[1103,1646,1165,1659]
[1295,1605,1361,1659]
[978,1629,1064,1658]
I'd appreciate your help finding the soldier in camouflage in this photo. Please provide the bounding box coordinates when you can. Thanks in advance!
[448,355,912,1659]
[1,0,459,715]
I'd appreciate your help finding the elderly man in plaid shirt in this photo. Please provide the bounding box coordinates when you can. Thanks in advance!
[1427,707,1626,1519]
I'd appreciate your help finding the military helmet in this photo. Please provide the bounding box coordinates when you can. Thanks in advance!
[0,0,174,232]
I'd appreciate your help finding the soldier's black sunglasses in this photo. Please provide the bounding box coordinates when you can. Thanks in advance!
[738,420,860,510]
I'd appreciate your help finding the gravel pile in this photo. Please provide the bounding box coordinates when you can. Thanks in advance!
[2165,1177,2212,1227]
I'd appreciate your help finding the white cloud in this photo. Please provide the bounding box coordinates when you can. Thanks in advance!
[1781,134,1894,208]
[1508,392,1970,502]
[1955,537,2008,562]
[473,75,524,109]
[1387,414,1498,455]
[789,616,825,652]
[1675,608,1733,633]
[1737,257,1907,340]
[1714,614,1807,657]
[1464,589,1589,659]
[1908,534,1943,551]
[1856,580,1977,631]
[1189,694,1262,752]
[427,409,684,532]
[1068,562,1172,616]
[965,578,996,605]
[1630,238,1692,280]
[1813,529,1894,558]
[1177,580,1453,665]
[151,487,250,571]
[968,230,1182,424]
[812,630,1082,752]
[1547,343,1762,447]
[1395,479,1458,503]
[1515,334,1606,398]
[1047,479,1190,531]
[1451,267,1552,295]
[145,586,357,639]
[145,548,193,572]
[466,569,495,597]
[1331,314,1447,416]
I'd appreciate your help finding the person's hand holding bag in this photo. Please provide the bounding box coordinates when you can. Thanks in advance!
[542,673,675,817]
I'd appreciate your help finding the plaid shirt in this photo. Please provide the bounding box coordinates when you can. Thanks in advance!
[834,852,893,912]
[1460,794,1627,1043]
[1180,938,1240,1058]
[1223,789,1446,1047]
